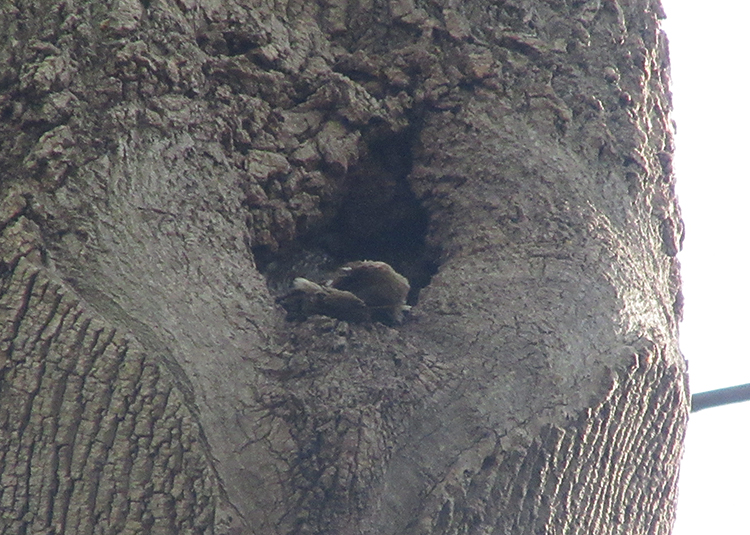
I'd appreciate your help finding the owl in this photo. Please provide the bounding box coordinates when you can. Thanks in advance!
[277,260,410,324]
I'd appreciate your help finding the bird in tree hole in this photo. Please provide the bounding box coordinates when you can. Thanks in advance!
[277,260,411,324]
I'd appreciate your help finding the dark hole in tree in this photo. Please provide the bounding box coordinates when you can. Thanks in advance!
[224,32,259,57]
[254,128,440,309]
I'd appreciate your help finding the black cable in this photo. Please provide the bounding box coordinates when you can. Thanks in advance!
[691,383,750,413]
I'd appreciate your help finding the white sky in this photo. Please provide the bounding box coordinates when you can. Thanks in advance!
[659,1,750,534]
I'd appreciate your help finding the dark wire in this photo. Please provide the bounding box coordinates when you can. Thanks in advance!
[691,383,750,413]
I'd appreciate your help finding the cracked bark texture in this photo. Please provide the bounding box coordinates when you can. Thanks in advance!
[0,0,687,534]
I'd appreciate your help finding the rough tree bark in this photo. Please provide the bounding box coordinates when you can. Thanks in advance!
[0,0,687,534]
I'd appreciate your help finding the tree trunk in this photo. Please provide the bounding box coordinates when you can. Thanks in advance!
[0,0,687,534]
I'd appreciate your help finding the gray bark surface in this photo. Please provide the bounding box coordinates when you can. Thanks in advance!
[0,0,687,534]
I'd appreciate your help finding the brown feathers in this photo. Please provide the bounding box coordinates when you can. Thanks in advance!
[277,261,411,324]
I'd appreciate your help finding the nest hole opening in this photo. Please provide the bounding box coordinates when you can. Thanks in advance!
[254,129,440,309]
